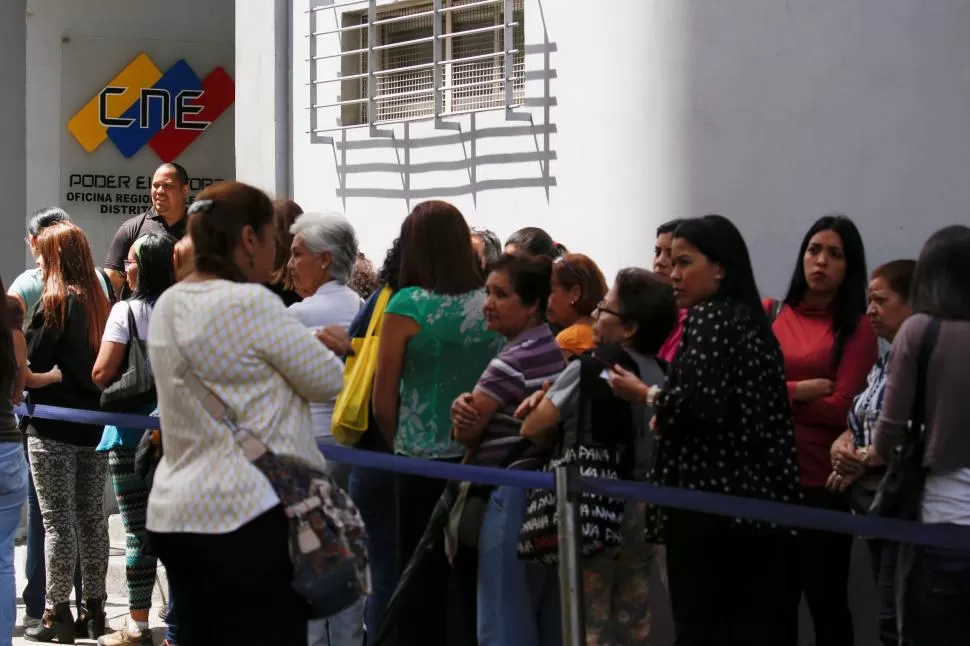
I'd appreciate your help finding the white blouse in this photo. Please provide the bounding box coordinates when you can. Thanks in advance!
[146,280,343,534]
[287,281,362,440]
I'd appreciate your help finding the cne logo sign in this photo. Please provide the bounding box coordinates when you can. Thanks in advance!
[68,53,234,162]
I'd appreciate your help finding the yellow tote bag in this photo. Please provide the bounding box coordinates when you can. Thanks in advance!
[331,286,393,446]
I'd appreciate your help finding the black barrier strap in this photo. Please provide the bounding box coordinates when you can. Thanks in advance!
[14,403,970,550]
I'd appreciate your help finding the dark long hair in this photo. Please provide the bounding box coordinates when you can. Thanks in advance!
[398,200,483,295]
[784,215,868,367]
[189,182,275,283]
[35,223,110,352]
[505,227,566,259]
[910,225,970,320]
[673,215,770,332]
[132,233,177,305]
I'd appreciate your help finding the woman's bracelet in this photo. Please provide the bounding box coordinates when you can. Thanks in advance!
[645,385,662,407]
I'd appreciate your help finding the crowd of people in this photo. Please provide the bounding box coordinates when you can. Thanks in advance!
[0,161,967,646]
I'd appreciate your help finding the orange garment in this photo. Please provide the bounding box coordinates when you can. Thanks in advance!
[556,323,596,358]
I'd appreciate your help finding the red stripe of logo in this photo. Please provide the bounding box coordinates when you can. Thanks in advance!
[148,67,235,162]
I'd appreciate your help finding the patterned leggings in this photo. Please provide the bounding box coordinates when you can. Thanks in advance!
[26,436,109,605]
[108,447,157,611]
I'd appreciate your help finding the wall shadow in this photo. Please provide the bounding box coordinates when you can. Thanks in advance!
[312,2,558,210]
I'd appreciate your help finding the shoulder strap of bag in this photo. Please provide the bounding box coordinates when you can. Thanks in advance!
[125,301,139,345]
[909,316,941,439]
[98,269,118,305]
[366,286,393,338]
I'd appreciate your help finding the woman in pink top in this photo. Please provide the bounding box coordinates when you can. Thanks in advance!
[653,219,686,362]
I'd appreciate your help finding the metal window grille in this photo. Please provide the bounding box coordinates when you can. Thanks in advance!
[308,0,525,133]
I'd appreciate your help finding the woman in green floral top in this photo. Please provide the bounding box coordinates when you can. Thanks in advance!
[372,200,502,646]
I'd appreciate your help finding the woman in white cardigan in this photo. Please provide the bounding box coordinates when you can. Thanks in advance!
[146,182,345,645]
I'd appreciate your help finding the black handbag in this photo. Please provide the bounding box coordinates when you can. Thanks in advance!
[100,304,156,412]
[516,348,638,565]
[447,428,534,553]
[869,317,941,520]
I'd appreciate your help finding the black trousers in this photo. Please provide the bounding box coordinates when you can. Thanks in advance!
[150,506,308,646]
[784,487,855,646]
[393,470,450,646]
[665,508,791,646]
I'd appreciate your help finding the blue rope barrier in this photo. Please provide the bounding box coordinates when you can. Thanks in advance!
[15,402,970,550]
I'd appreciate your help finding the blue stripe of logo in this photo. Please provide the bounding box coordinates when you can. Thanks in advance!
[107,59,202,158]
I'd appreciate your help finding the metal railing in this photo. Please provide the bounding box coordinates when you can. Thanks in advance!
[307,0,526,136]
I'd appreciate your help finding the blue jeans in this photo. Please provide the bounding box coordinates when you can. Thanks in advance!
[348,463,399,643]
[165,583,177,642]
[308,599,365,646]
[908,542,970,646]
[22,445,82,618]
[477,486,561,646]
[0,443,28,646]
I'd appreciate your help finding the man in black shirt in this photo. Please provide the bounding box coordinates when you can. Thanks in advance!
[104,162,190,297]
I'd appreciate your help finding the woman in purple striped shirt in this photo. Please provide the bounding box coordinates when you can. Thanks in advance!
[451,253,566,646]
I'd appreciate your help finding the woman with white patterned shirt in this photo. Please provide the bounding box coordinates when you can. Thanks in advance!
[146,182,345,645]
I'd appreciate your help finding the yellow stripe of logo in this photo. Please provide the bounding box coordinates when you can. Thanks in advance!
[67,53,163,153]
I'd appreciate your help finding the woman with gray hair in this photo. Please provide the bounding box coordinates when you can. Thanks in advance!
[287,211,363,438]
[285,211,364,646]
[470,226,502,270]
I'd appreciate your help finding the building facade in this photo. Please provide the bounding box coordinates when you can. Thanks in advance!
[2,0,968,294]
[1,1,967,642]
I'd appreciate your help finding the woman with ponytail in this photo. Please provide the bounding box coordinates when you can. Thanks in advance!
[145,182,346,644]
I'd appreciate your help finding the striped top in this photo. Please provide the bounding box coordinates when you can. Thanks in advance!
[847,346,891,448]
[473,324,565,467]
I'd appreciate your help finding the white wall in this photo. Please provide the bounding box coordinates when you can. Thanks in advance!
[0,1,26,288]
[23,0,235,270]
[238,0,970,296]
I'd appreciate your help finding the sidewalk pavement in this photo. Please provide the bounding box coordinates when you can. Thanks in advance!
[13,514,168,645]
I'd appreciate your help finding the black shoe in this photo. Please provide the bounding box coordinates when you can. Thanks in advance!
[73,604,87,638]
[24,602,75,643]
[80,599,107,639]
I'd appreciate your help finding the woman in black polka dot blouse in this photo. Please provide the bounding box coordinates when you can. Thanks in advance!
[608,215,801,645]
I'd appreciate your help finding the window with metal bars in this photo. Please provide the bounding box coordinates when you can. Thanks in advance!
[334,0,524,127]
